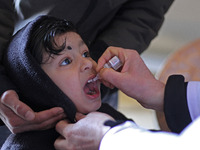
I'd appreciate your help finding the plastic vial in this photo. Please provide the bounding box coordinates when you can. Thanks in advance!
[104,56,122,70]
[88,56,122,83]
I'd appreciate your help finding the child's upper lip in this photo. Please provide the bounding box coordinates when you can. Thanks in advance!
[83,74,98,89]
[87,74,97,83]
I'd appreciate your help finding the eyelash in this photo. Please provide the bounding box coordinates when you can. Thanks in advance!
[60,51,90,66]
[82,51,90,58]
[61,58,72,66]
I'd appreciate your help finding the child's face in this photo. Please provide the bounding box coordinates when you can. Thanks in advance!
[41,32,101,114]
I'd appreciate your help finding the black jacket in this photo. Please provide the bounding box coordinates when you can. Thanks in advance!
[0,0,174,96]
[164,75,192,133]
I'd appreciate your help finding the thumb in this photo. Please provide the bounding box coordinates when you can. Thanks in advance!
[100,68,123,88]
[1,90,35,121]
[75,113,86,121]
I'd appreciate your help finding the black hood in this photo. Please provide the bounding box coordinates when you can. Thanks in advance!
[4,15,76,123]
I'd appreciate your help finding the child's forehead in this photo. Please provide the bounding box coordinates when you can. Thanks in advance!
[55,32,85,48]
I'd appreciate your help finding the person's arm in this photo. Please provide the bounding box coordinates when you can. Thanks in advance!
[55,112,199,150]
[97,0,174,53]
[100,116,200,150]
[97,47,199,134]
[96,46,165,111]
[100,121,179,150]
[164,75,200,133]
[187,81,200,120]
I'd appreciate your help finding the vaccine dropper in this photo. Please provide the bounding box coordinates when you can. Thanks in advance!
[88,56,122,83]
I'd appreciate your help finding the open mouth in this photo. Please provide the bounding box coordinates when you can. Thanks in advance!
[84,77,99,96]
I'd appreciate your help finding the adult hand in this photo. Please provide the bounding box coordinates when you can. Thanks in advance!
[97,46,165,111]
[0,90,66,134]
[54,112,114,150]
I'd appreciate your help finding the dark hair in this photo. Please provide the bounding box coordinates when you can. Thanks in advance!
[29,16,77,64]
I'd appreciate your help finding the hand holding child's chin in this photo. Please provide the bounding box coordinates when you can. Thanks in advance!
[55,112,114,150]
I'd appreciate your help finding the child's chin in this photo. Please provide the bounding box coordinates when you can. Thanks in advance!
[90,103,102,112]
[96,101,102,110]
[82,102,102,114]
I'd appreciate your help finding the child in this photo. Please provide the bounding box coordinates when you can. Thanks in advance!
[2,15,130,149]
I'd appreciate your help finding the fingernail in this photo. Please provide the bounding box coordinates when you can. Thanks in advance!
[25,111,35,121]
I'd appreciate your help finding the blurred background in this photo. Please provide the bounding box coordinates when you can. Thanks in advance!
[118,0,200,130]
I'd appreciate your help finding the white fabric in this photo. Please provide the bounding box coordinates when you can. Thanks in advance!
[187,81,200,120]
[100,117,200,150]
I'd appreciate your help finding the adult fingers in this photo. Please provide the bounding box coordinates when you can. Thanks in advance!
[99,68,123,89]
[8,107,65,134]
[1,90,35,121]
[34,107,64,123]
[55,120,71,136]
[96,46,125,72]
[13,111,65,133]
[75,112,86,121]
[26,107,66,131]
[54,136,69,150]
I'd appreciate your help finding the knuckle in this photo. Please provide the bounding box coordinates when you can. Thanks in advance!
[13,104,22,113]
[34,115,46,124]
[65,130,74,139]
[9,120,21,127]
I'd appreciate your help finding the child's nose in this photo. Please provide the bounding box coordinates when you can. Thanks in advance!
[80,57,93,72]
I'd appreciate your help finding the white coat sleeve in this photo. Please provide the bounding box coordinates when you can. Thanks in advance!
[187,81,200,120]
[100,118,200,150]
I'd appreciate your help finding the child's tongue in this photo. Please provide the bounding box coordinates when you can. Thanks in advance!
[84,82,96,95]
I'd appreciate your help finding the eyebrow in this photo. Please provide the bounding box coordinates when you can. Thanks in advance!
[78,40,85,47]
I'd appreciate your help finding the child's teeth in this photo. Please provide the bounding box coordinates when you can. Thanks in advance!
[88,90,96,95]
[88,79,93,83]
[88,75,99,83]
